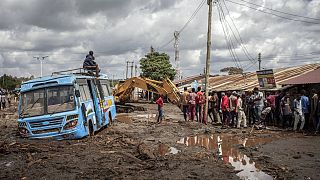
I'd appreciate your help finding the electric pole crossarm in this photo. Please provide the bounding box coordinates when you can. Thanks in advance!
[34,55,49,77]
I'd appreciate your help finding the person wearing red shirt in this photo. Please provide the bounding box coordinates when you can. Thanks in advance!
[221,92,230,127]
[229,91,238,127]
[266,92,276,125]
[156,95,164,123]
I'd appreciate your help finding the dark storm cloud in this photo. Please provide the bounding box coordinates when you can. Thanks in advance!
[0,0,319,78]
[0,0,82,31]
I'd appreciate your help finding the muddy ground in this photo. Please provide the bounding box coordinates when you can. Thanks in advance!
[0,103,319,180]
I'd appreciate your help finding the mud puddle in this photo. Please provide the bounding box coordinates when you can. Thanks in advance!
[136,114,157,119]
[116,114,133,124]
[177,134,273,180]
[116,113,158,124]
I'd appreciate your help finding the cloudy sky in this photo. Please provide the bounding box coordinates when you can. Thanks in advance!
[0,0,319,79]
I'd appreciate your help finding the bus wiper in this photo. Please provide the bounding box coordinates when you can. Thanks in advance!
[19,112,30,118]
[20,98,41,117]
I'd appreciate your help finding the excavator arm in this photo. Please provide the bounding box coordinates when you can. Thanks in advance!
[113,77,181,107]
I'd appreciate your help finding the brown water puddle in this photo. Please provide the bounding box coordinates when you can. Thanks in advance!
[116,113,158,124]
[177,134,273,180]
[116,114,133,124]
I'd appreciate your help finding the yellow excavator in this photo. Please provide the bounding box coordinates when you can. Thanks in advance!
[113,77,181,112]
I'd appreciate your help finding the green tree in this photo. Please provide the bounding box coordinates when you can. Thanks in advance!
[139,49,176,81]
[0,74,32,90]
[220,67,243,75]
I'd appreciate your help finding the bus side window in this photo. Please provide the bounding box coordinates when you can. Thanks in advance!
[106,82,111,96]
[102,84,109,97]
[79,85,87,101]
[95,80,104,100]
[83,84,91,100]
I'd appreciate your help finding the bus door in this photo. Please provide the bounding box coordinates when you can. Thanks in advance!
[87,79,103,128]
[95,79,107,124]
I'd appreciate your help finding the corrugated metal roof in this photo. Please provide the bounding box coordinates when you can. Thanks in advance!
[279,67,320,85]
[174,74,215,86]
[188,63,320,91]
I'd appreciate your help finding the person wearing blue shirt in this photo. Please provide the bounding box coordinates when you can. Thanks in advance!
[301,90,310,130]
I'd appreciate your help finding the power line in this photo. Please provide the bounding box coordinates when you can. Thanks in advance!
[225,0,320,24]
[217,1,259,70]
[217,3,242,69]
[220,0,256,64]
[158,38,175,50]
[237,0,320,21]
[158,0,206,50]
[179,0,206,33]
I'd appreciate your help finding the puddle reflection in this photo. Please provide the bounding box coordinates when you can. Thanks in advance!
[177,135,273,180]
[136,114,157,119]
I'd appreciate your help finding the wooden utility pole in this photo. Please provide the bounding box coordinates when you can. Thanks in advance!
[112,74,115,87]
[135,64,138,77]
[126,61,129,79]
[204,0,213,124]
[258,53,261,70]
[130,61,134,78]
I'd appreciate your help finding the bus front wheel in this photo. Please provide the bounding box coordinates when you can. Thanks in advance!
[109,112,113,126]
[88,120,94,136]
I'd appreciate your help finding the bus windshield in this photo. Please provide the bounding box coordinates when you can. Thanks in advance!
[20,86,75,118]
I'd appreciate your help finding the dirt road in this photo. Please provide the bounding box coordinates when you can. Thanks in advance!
[0,103,319,179]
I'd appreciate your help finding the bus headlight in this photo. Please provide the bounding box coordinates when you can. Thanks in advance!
[64,120,78,130]
[19,127,29,137]
[18,122,27,127]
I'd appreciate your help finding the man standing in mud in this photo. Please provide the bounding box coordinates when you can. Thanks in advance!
[310,89,318,131]
[293,93,305,132]
[281,92,292,128]
[237,93,247,128]
[253,87,264,125]
[221,92,230,128]
[229,91,238,127]
[181,87,189,121]
[301,90,310,130]
[0,92,5,109]
[208,92,221,125]
[189,88,197,121]
[316,90,320,134]
[195,87,204,123]
[156,95,164,123]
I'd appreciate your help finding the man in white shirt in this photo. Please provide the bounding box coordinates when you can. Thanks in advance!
[293,94,305,131]
[237,93,247,128]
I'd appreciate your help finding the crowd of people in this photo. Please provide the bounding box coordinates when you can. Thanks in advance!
[179,86,320,134]
[0,91,15,110]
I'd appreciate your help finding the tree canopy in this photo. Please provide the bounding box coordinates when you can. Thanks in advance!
[220,67,243,75]
[139,49,176,81]
[0,74,32,90]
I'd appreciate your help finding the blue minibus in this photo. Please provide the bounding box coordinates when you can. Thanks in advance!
[17,70,116,139]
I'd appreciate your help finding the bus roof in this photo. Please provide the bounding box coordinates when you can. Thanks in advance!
[21,73,109,92]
